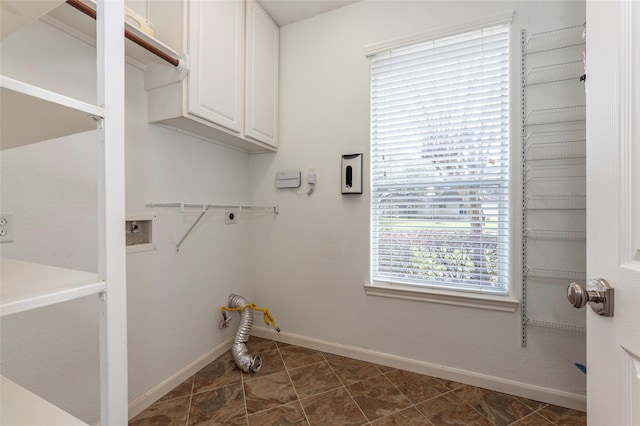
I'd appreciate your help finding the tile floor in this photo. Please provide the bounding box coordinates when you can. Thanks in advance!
[129,337,586,426]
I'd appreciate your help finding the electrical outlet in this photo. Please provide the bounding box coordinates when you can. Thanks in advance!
[0,213,14,243]
[225,211,238,225]
[307,168,317,184]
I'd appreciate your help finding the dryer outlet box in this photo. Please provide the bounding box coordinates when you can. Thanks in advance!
[275,170,301,188]
[225,211,238,224]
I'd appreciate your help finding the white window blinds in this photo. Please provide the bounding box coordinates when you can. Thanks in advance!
[370,23,510,294]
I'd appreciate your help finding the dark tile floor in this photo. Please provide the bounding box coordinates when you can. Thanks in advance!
[129,337,586,426]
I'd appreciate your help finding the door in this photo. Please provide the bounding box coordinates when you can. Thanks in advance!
[188,0,244,133]
[585,1,640,425]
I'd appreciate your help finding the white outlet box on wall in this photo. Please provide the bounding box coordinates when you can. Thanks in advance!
[0,213,15,243]
[275,170,301,188]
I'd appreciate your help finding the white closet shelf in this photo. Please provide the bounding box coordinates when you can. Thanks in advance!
[1,376,88,426]
[524,105,586,127]
[0,258,105,316]
[44,0,180,67]
[523,161,585,182]
[524,139,586,161]
[147,202,279,213]
[0,76,102,150]
[524,129,585,143]
[524,195,586,210]
[524,266,586,282]
[147,202,279,251]
[525,318,585,334]
[524,229,586,241]
[524,61,584,86]
[0,0,66,41]
[524,25,585,55]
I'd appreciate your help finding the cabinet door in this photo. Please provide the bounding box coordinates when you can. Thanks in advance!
[244,0,279,148]
[188,0,244,133]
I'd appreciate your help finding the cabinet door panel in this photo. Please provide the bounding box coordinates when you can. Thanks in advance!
[188,0,244,133]
[245,0,278,147]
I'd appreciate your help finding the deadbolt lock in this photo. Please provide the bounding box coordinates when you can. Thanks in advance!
[567,278,614,317]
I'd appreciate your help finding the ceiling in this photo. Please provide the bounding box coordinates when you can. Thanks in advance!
[257,0,359,27]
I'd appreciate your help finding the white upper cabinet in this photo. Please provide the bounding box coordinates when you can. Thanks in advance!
[188,0,244,133]
[145,0,279,153]
[244,0,279,148]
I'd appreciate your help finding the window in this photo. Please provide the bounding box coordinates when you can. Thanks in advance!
[369,22,511,295]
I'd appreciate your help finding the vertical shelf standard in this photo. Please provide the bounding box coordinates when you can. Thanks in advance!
[95,0,128,424]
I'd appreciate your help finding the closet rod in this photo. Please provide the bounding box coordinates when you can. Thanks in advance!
[66,0,180,67]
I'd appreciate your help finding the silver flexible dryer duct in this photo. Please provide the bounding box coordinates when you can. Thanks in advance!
[227,294,262,373]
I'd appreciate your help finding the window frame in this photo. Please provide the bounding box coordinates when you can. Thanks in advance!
[364,11,520,312]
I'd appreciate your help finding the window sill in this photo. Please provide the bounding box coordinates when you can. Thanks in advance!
[363,282,519,312]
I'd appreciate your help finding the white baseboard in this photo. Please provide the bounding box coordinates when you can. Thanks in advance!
[128,337,233,420]
[251,326,586,412]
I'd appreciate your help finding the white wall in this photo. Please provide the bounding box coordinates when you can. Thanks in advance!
[0,1,589,422]
[1,21,251,424]
[248,0,587,404]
